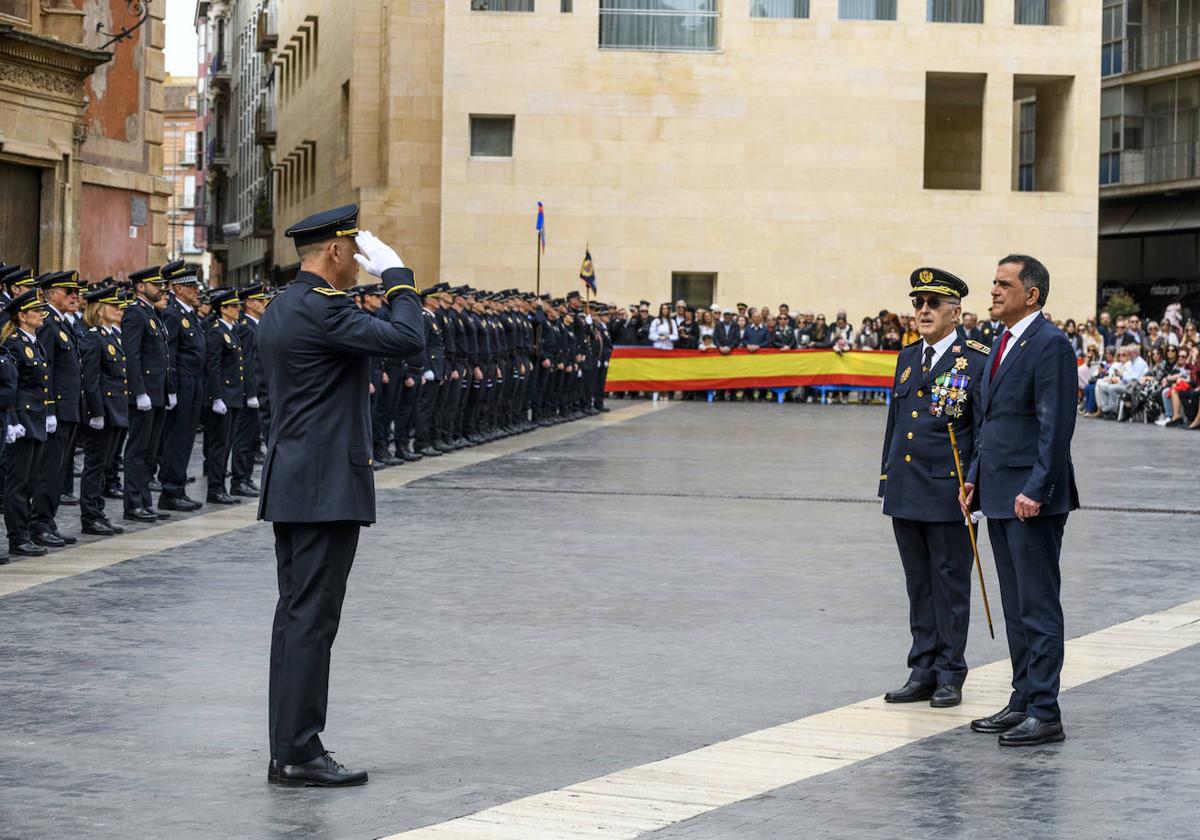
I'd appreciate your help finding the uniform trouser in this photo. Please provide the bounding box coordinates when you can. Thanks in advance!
[381,364,406,445]
[80,424,121,524]
[988,514,1067,722]
[397,380,421,441]
[231,406,261,486]
[269,520,361,765]
[203,408,234,496]
[370,372,385,447]
[5,437,43,545]
[33,420,78,535]
[438,365,464,439]
[125,407,165,512]
[416,376,444,447]
[107,428,127,490]
[160,375,203,500]
[892,517,973,689]
[596,362,610,408]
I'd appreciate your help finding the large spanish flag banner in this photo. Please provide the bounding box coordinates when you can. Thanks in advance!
[606,347,900,392]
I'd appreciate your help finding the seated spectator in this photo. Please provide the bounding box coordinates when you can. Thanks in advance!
[1146,320,1173,352]
[809,314,831,348]
[830,311,855,349]
[856,317,879,350]
[698,333,716,352]
[1078,346,1101,392]
[649,303,678,350]
[772,314,796,350]
[1158,345,1199,427]
[901,315,920,346]
[741,310,769,353]
[1081,319,1102,357]
[1096,344,1148,419]
[1063,319,1083,357]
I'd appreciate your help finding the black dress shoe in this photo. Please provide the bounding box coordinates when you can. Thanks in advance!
[9,542,48,557]
[206,492,242,505]
[31,531,66,548]
[103,486,124,500]
[883,680,935,703]
[102,519,125,535]
[124,508,159,523]
[82,520,118,536]
[930,684,962,708]
[970,705,1028,733]
[148,479,162,493]
[158,496,202,512]
[149,508,171,520]
[998,716,1065,747]
[276,753,368,787]
[418,446,442,457]
[268,759,279,783]
[51,530,77,545]
[230,483,261,497]
[59,494,80,506]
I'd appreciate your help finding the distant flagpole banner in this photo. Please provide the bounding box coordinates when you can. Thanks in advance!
[579,246,596,292]
[536,201,546,253]
[605,348,899,392]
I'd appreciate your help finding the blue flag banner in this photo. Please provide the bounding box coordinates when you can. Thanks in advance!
[580,247,596,292]
[536,201,545,253]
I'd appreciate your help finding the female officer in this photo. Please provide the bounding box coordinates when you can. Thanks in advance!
[3,290,51,557]
[79,286,128,536]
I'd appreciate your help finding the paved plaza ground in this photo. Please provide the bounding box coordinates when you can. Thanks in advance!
[0,401,1197,839]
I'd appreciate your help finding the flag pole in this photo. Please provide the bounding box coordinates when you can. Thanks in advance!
[536,228,541,299]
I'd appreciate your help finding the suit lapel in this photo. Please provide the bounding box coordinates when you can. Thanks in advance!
[989,315,1046,395]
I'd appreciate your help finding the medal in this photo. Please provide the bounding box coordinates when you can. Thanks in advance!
[954,357,968,370]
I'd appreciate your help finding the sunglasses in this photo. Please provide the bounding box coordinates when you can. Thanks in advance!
[911,295,950,311]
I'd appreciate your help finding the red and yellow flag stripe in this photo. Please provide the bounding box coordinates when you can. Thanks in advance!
[606,347,899,392]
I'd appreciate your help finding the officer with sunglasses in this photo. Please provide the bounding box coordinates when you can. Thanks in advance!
[878,267,990,710]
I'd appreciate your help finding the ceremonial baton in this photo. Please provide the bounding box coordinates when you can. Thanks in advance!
[947,422,994,640]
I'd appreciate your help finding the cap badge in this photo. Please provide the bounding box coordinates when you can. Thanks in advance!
[919,270,934,284]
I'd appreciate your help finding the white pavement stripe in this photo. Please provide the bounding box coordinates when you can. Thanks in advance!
[384,598,1200,840]
[0,402,667,598]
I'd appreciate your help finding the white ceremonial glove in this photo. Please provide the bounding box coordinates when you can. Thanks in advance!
[89,416,105,431]
[46,415,57,435]
[212,398,228,416]
[247,397,260,409]
[136,393,152,412]
[584,314,593,325]
[352,230,405,277]
[14,423,24,440]
[422,370,435,382]
[969,511,984,525]
[167,393,178,411]
[4,425,17,445]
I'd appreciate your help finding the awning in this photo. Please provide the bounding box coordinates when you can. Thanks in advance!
[1101,196,1200,235]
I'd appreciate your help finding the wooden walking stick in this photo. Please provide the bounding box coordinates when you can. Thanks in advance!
[947,422,995,640]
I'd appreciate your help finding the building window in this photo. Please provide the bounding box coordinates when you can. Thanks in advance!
[671,273,716,307]
[1102,0,1124,76]
[599,0,719,52]
[561,0,573,10]
[0,1,31,21]
[1017,100,1035,191]
[928,0,982,23]
[1013,75,1073,192]
[838,0,896,20]
[470,115,515,157]
[184,131,198,164]
[924,73,985,191]
[471,0,534,10]
[183,222,197,254]
[183,175,196,208]
[751,0,809,18]
[1014,0,1047,25]
[340,81,350,158]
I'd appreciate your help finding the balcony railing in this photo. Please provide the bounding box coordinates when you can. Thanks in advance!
[209,51,230,86]
[253,192,274,237]
[257,3,278,52]
[1105,141,1200,188]
[255,95,276,145]
[207,137,230,171]
[1119,24,1200,75]
[208,224,230,252]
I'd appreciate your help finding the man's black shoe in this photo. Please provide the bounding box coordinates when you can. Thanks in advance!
[883,680,935,703]
[998,716,1065,747]
[31,531,65,548]
[59,494,80,506]
[268,759,279,783]
[150,508,172,520]
[970,705,1028,733]
[51,530,77,545]
[930,684,962,708]
[102,519,125,535]
[207,492,242,505]
[418,446,442,457]
[9,542,47,557]
[124,508,158,523]
[103,485,124,500]
[275,753,368,788]
[148,479,163,492]
[82,520,118,536]
[372,461,387,472]
[434,441,454,453]
[230,483,261,498]
[159,496,203,512]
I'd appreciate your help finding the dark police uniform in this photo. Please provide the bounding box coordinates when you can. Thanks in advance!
[879,268,988,705]
[0,328,17,562]
[203,289,247,503]
[79,286,129,533]
[257,206,424,773]
[231,285,268,495]
[414,285,447,456]
[4,291,52,555]
[122,267,173,519]
[158,262,206,510]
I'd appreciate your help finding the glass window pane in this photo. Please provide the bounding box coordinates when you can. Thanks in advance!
[470,116,515,157]
[1015,0,1047,25]
[0,1,31,21]
[751,0,809,18]
[838,0,896,20]
[928,0,983,23]
[600,0,719,50]
[472,0,534,10]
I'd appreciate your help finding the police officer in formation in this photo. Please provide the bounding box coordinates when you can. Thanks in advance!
[879,267,989,709]
[203,288,249,505]
[78,285,128,536]
[158,263,206,512]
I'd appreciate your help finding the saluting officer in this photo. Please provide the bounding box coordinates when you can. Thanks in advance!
[158,261,206,512]
[78,285,128,536]
[122,267,174,523]
[257,206,424,787]
[203,289,247,505]
[879,267,989,709]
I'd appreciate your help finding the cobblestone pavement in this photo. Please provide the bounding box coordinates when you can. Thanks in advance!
[0,402,1196,839]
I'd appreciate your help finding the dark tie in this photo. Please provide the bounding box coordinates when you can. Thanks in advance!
[923,346,935,373]
[991,330,1012,378]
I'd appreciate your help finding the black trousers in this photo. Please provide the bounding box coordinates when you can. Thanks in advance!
[107,428,127,490]
[397,380,421,441]
[80,424,121,524]
[202,408,234,496]
[596,361,610,408]
[125,406,165,511]
[415,377,443,447]
[160,375,204,500]
[892,517,973,689]
[269,520,361,765]
[5,437,44,545]
[33,420,78,535]
[231,406,260,485]
[988,514,1067,722]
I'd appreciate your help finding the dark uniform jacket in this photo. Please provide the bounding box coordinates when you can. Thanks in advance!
[205,319,247,408]
[80,326,130,429]
[0,346,17,428]
[37,307,83,423]
[236,315,265,401]
[122,298,172,406]
[256,269,424,524]
[966,314,1080,519]
[161,297,206,382]
[4,330,51,442]
[423,307,445,379]
[879,331,988,522]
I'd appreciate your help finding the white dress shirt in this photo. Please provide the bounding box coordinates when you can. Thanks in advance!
[921,329,959,370]
[996,309,1044,367]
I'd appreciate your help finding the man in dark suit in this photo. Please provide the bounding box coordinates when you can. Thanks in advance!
[157,262,206,512]
[962,254,1079,747]
[257,206,424,787]
[880,268,989,709]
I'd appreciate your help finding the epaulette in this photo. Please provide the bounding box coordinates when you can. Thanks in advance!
[965,339,990,355]
[311,286,346,298]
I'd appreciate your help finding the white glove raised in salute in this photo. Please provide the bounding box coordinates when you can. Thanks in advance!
[352,230,405,278]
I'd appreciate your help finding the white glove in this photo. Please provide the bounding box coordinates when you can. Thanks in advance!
[584,314,593,325]
[167,393,178,411]
[4,425,17,445]
[422,370,435,382]
[46,415,57,435]
[14,423,24,439]
[969,511,984,525]
[136,393,152,412]
[247,397,260,409]
[89,416,105,431]
[212,398,228,416]
[352,230,405,277]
